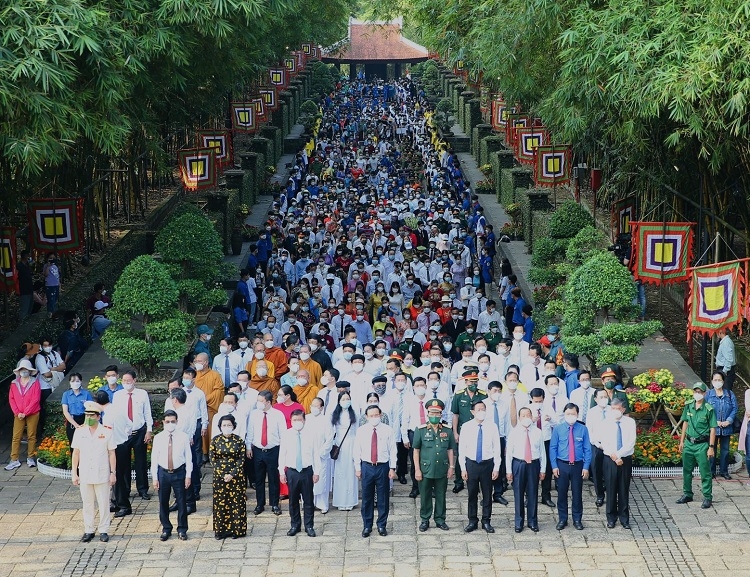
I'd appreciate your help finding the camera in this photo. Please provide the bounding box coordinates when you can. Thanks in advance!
[608,233,632,262]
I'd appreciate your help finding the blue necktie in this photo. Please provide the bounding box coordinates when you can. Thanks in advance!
[493,403,500,429]
[224,357,230,385]
[616,421,623,451]
[476,423,483,461]
[296,432,303,471]
[324,389,331,412]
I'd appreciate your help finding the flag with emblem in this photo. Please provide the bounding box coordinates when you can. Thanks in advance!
[28,198,84,253]
[505,114,529,148]
[294,50,305,70]
[0,227,17,294]
[613,197,636,236]
[251,96,267,122]
[630,222,695,285]
[284,56,297,76]
[491,98,508,130]
[231,102,257,132]
[302,43,312,56]
[269,67,287,88]
[515,127,549,164]
[534,145,571,186]
[178,148,216,191]
[310,45,319,59]
[688,260,744,338]
[198,130,232,170]
[259,87,278,111]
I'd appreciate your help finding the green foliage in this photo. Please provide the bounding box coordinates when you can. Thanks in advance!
[599,320,663,345]
[528,265,565,287]
[300,99,320,116]
[308,61,337,95]
[564,334,602,357]
[108,256,179,319]
[597,345,641,367]
[435,97,454,131]
[420,60,441,95]
[548,201,593,239]
[530,237,568,267]
[565,226,608,266]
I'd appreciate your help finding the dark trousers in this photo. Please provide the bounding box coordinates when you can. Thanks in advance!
[408,430,418,491]
[504,305,515,332]
[493,438,508,497]
[114,442,132,510]
[38,388,53,439]
[66,414,86,446]
[244,456,255,486]
[253,446,280,508]
[158,465,187,534]
[603,456,632,525]
[188,421,202,506]
[466,458,493,524]
[556,459,584,524]
[396,441,408,477]
[541,439,552,499]
[361,462,390,530]
[591,445,605,498]
[126,425,149,495]
[511,458,540,528]
[724,365,736,392]
[710,435,731,476]
[287,466,315,530]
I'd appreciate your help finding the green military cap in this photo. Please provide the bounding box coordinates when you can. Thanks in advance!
[425,398,445,410]
[692,382,707,392]
[489,321,499,328]
[416,246,427,252]
[462,367,479,379]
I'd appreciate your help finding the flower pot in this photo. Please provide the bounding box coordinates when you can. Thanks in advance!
[38,459,148,480]
[630,411,649,420]
[665,407,683,417]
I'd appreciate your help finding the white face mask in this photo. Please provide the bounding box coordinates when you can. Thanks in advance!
[612,410,623,420]
[164,422,177,433]
[368,417,381,427]
[223,404,235,413]
[123,383,135,391]
[277,395,286,404]
[219,346,228,354]
[479,363,490,372]
[289,364,299,374]
[352,364,364,373]
[476,346,487,354]
[520,417,533,428]
[712,380,723,389]
[564,414,577,425]
[106,376,118,385]
[291,420,304,431]
[300,352,311,361]
[414,387,426,397]
[394,380,406,391]
[256,367,268,377]
[579,380,591,389]
[403,359,413,367]
[256,400,268,411]
[364,352,373,360]
[194,363,204,371]
[296,377,308,386]
[548,386,559,395]
[474,411,486,422]
[255,351,265,360]
[340,400,352,409]
[513,333,523,341]
[70,380,81,390]
[310,343,319,352]
[239,341,249,349]
[693,392,704,402]
[311,407,322,417]
[43,346,53,353]
[264,340,274,349]
[596,398,608,408]
[506,381,518,391]
[238,381,248,390]
[221,426,234,436]
[205,335,212,341]
[490,392,501,402]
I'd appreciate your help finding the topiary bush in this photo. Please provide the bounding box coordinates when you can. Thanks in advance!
[548,200,593,239]
[530,237,569,267]
[102,255,190,378]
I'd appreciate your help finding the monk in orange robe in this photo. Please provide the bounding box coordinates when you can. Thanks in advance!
[291,368,321,412]
[248,360,280,396]
[262,334,288,376]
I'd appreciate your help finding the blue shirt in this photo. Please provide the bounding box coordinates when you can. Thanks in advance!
[351,319,373,345]
[705,389,738,436]
[97,384,123,404]
[564,369,580,397]
[512,297,527,325]
[62,389,93,416]
[523,317,535,344]
[549,421,591,470]
[194,340,212,364]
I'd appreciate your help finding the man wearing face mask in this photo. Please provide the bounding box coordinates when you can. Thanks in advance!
[550,403,591,530]
[593,369,630,412]
[212,338,243,388]
[402,377,430,498]
[193,353,225,460]
[354,405,398,537]
[459,399,502,533]
[112,370,153,501]
[279,410,322,537]
[569,371,594,424]
[413,398,457,531]
[297,344,323,389]
[451,368,488,494]
[308,334,333,374]
[587,389,612,507]
[677,382,717,509]
[193,324,213,365]
[601,397,636,529]
[306,397,335,514]
[98,365,123,403]
[246,390,286,516]
[507,326,530,368]
[262,334,289,377]
[506,406,546,533]
[485,382,510,504]
[211,392,246,440]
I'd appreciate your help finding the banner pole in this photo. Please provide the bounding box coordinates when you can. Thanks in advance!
[658,201,667,318]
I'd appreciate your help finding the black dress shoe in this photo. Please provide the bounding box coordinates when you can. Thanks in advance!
[621,522,631,530]
[362,528,372,538]
[305,527,316,537]
[419,521,429,532]
[542,498,555,508]
[722,473,732,480]
[271,506,282,516]
[378,527,387,536]
[607,521,616,529]
[139,492,151,500]
[573,521,584,530]
[464,522,478,533]
[114,509,132,518]
[493,495,509,506]
[701,499,712,509]
[287,526,301,537]
[253,506,264,515]
[481,522,495,534]
[398,475,407,484]
[177,532,187,540]
[408,489,419,498]
[160,532,170,541]
[528,524,539,532]
[168,503,178,512]
[595,497,605,507]
[110,505,117,512]
[99,533,109,542]
[186,506,196,515]
[81,533,95,543]
[452,485,464,494]
[215,532,225,540]
[436,522,449,531]
[676,495,693,504]
[514,526,523,533]
[194,493,201,501]
[556,521,567,530]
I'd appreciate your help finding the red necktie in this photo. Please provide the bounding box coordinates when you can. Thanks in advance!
[418,401,425,425]
[127,393,133,421]
[371,427,378,463]
[524,428,532,464]
[536,409,542,429]
[569,425,576,462]
[261,412,268,447]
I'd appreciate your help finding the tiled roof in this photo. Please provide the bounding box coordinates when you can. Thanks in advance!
[322,17,429,62]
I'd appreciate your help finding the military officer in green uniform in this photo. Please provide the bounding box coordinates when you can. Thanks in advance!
[677,382,717,509]
[450,368,488,493]
[484,321,502,351]
[455,321,476,352]
[413,398,456,532]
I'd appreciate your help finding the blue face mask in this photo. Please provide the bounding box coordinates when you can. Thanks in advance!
[548,335,557,342]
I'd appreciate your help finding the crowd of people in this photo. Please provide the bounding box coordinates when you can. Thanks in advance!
[7,75,745,544]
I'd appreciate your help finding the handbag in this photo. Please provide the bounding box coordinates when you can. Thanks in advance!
[330,421,352,460]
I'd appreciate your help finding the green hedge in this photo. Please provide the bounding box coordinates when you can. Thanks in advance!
[480,135,506,168]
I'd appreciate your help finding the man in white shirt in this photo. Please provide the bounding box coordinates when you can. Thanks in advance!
[94,390,132,519]
[233,336,253,365]
[315,369,340,417]
[528,387,557,508]
[353,405,398,537]
[601,398,636,529]
[476,300,503,334]
[150,410,192,541]
[401,379,429,498]
[507,327,530,368]
[501,373,529,429]
[211,393,247,441]
[246,390,287,516]
[505,406,546,533]
[169,370,208,501]
[520,344,545,390]
[279,410,322,537]
[484,382,510,505]
[544,375,569,422]
[458,399,502,533]
[476,354,502,391]
[587,389,612,508]
[112,370,153,500]
[212,338,243,387]
[569,371,595,424]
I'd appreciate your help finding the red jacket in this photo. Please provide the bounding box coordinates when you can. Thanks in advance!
[9,377,41,416]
